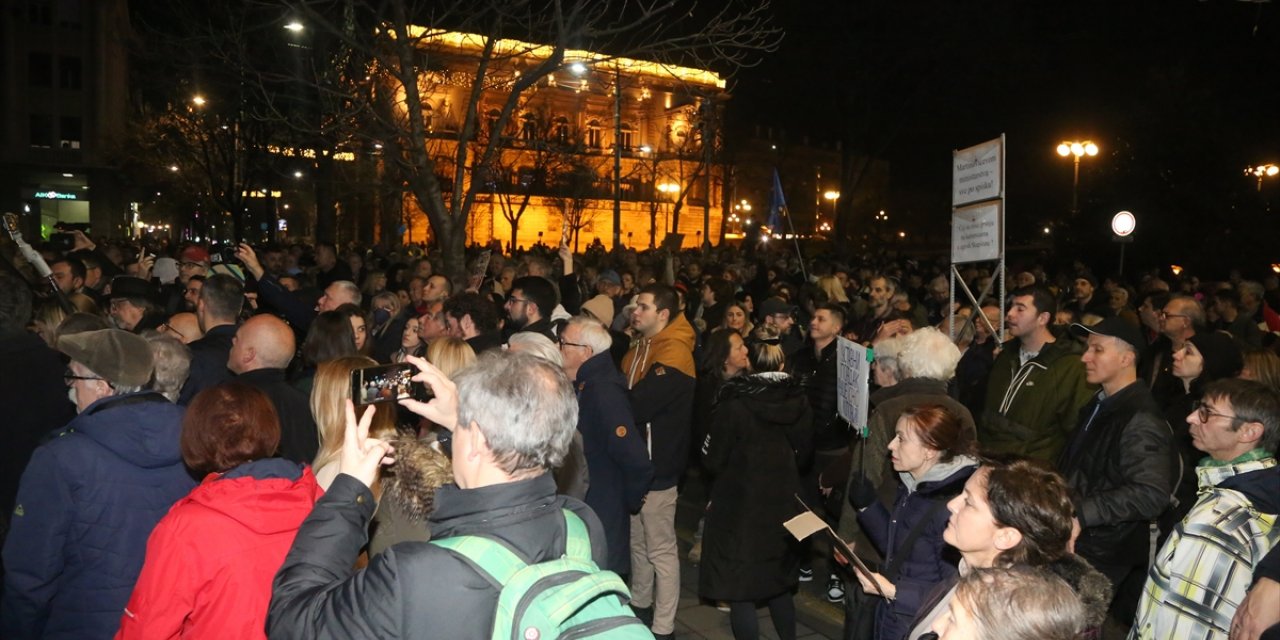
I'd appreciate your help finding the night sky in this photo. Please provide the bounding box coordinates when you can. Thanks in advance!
[723,0,1280,274]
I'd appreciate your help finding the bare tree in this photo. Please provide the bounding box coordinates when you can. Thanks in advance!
[268,0,781,282]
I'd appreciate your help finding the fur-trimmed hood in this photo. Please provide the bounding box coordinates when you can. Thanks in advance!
[381,437,454,523]
[719,372,809,426]
[1046,553,1114,631]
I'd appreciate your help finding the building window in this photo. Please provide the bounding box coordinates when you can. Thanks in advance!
[27,1,52,25]
[519,113,537,141]
[56,0,80,28]
[422,103,434,131]
[28,52,52,87]
[553,116,570,145]
[29,114,53,147]
[618,124,634,150]
[59,56,81,90]
[60,116,82,149]
[485,109,501,136]
[586,120,601,148]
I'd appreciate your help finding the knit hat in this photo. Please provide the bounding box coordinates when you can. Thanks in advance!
[57,329,155,387]
[597,270,622,286]
[580,295,615,324]
[1187,332,1244,382]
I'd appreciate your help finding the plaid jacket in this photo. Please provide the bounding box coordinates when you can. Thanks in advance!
[1129,456,1279,640]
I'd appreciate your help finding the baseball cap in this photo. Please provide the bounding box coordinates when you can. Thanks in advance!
[761,297,797,317]
[597,270,622,286]
[1068,317,1146,355]
[180,246,211,264]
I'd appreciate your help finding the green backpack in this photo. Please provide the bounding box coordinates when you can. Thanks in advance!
[430,509,653,640]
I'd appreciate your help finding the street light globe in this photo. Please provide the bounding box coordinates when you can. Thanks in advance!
[568,62,587,75]
[1056,143,1071,157]
[1084,142,1099,156]
[1070,142,1084,157]
[293,170,304,178]
[192,95,207,106]
[1111,210,1136,237]
[1268,165,1280,177]
[823,190,841,200]
[284,21,304,32]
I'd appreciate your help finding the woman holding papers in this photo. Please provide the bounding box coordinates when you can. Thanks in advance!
[699,328,814,640]
[846,404,978,640]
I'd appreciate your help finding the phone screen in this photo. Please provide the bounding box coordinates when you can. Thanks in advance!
[350,363,433,405]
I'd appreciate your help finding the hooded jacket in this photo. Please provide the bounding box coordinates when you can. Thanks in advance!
[623,313,697,490]
[1,392,195,640]
[699,372,813,602]
[857,457,977,640]
[1130,457,1279,640]
[980,338,1095,462]
[116,459,322,639]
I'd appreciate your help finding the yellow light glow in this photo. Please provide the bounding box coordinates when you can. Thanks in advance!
[402,27,726,89]
[823,190,840,200]
[1056,143,1070,157]
[1170,264,1184,276]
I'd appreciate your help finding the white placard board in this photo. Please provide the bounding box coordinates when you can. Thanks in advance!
[836,337,870,434]
[952,138,1004,206]
[951,201,1003,264]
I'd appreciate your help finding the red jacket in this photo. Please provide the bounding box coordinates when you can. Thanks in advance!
[116,462,323,639]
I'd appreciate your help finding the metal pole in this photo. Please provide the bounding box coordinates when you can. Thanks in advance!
[1071,155,1080,216]
[612,66,622,250]
[1119,241,1126,276]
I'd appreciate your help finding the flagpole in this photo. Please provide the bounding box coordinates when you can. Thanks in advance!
[771,168,808,282]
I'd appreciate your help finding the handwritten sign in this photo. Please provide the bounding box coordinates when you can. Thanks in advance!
[837,337,870,435]
[952,138,1003,206]
[952,201,1003,264]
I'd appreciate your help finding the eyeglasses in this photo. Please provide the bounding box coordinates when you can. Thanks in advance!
[158,322,185,340]
[506,296,529,305]
[1159,310,1187,319]
[1194,400,1241,424]
[559,338,590,350]
[64,369,104,386]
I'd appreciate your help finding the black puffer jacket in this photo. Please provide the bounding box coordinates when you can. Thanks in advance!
[268,473,608,639]
[1057,381,1178,568]
[699,372,813,602]
[788,339,848,452]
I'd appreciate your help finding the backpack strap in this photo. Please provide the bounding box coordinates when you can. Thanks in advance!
[884,497,949,581]
[430,508,595,584]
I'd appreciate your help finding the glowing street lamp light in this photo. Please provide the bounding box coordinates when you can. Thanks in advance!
[284,21,305,32]
[1246,163,1279,191]
[191,95,207,107]
[1056,140,1099,216]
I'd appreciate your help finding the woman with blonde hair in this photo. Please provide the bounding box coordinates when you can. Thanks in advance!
[817,274,850,304]
[310,356,397,490]
[426,336,476,378]
[718,302,755,339]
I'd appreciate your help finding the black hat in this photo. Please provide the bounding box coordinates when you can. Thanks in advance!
[1069,317,1146,355]
[1187,332,1244,382]
[760,297,797,317]
[108,276,157,302]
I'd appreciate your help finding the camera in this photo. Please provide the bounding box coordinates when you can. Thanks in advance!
[350,363,434,406]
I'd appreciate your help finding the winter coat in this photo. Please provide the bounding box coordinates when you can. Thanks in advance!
[788,339,850,452]
[575,352,654,574]
[980,338,1095,462]
[699,372,813,602]
[1058,381,1179,569]
[267,473,609,639]
[177,323,236,405]
[234,368,318,464]
[0,331,75,540]
[857,458,976,640]
[837,378,976,567]
[1129,456,1279,640]
[624,317,697,491]
[1,392,196,640]
[115,459,323,639]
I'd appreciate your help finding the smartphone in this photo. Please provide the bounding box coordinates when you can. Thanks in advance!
[350,363,434,406]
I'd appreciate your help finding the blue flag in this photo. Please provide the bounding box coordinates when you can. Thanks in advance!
[769,169,786,231]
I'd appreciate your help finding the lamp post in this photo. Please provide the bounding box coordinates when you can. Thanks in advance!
[823,190,839,236]
[657,182,679,239]
[1056,140,1099,216]
[1246,163,1279,191]
[1111,210,1136,276]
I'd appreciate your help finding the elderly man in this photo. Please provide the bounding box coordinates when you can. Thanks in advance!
[267,351,616,638]
[237,243,359,336]
[108,276,165,333]
[228,314,317,463]
[1058,317,1178,619]
[1140,294,1203,406]
[559,317,654,576]
[2,330,194,639]
[1129,379,1279,640]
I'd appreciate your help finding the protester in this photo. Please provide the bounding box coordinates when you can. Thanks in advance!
[2,329,194,639]
[228,314,319,464]
[310,356,397,490]
[930,566,1087,640]
[699,329,813,640]
[116,382,322,639]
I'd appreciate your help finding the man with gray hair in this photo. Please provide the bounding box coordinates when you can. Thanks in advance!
[267,351,614,638]
[2,329,194,639]
[1059,317,1178,619]
[559,317,654,575]
[236,243,359,336]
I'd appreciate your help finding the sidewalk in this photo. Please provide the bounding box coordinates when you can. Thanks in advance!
[668,472,845,640]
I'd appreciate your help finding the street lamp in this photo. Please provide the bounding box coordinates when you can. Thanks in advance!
[191,95,207,107]
[284,21,304,32]
[657,182,679,234]
[1246,163,1279,191]
[822,190,840,233]
[1056,140,1099,216]
[1111,210,1136,276]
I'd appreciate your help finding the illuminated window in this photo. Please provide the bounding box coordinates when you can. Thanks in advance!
[586,120,601,148]
[485,109,501,136]
[553,116,570,144]
[618,124,634,150]
[520,113,536,141]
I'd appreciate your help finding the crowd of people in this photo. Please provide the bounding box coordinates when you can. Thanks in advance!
[0,227,1278,640]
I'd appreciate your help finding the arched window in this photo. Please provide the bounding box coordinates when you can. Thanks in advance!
[422,103,435,131]
[586,120,601,148]
[553,116,570,144]
[520,113,537,141]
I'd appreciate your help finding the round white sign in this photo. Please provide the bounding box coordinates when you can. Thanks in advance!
[1112,211,1136,237]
